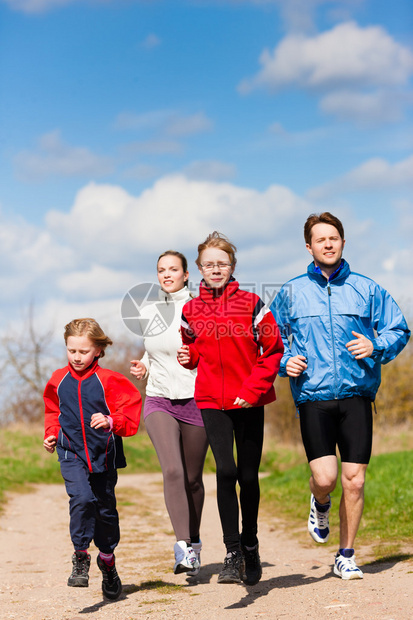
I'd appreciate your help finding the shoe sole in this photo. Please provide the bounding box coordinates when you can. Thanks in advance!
[217,575,242,584]
[333,566,363,580]
[67,578,88,587]
[102,581,123,599]
[174,563,197,574]
[308,527,329,543]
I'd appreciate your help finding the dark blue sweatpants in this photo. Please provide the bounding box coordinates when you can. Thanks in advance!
[59,457,120,553]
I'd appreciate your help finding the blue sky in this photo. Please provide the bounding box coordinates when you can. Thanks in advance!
[0,0,412,339]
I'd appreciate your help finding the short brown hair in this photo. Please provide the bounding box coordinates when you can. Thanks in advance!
[195,231,237,269]
[64,318,113,358]
[304,212,344,245]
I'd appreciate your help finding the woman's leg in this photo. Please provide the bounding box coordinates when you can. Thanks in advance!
[233,406,264,548]
[178,421,209,541]
[145,411,191,543]
[201,408,240,552]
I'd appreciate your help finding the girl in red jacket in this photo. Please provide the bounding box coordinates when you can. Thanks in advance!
[178,232,283,585]
[44,318,141,599]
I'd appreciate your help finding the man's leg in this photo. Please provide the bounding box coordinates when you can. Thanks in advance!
[339,461,368,549]
[309,455,338,503]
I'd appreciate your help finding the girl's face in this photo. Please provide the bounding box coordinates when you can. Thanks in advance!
[66,335,101,373]
[157,254,188,293]
[198,247,234,289]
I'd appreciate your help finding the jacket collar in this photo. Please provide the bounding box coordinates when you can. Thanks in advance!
[158,286,191,303]
[67,357,100,380]
[199,276,239,303]
[308,259,350,284]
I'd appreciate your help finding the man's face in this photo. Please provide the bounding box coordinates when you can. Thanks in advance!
[306,223,345,271]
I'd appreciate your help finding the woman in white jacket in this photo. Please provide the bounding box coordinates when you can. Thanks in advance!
[130,251,208,576]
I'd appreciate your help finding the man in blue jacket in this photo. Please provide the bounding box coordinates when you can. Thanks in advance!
[271,212,410,580]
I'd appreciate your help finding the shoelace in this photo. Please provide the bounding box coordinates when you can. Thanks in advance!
[342,556,358,571]
[315,508,329,528]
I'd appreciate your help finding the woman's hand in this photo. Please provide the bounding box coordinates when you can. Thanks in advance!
[177,345,191,365]
[130,359,147,380]
[233,397,252,408]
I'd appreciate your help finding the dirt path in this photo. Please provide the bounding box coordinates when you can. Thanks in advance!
[0,473,411,620]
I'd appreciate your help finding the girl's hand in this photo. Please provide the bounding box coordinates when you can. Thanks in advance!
[233,397,252,408]
[90,412,110,430]
[177,345,190,365]
[43,435,57,453]
[130,359,147,380]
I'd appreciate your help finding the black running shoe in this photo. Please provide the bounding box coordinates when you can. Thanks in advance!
[97,555,122,600]
[217,550,245,584]
[68,551,91,587]
[241,543,262,585]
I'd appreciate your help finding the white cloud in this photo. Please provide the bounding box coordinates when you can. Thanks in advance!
[320,89,405,124]
[3,0,79,13]
[239,21,413,124]
[308,154,413,199]
[1,175,411,332]
[14,130,114,181]
[182,160,237,181]
[122,163,161,180]
[58,264,135,300]
[165,112,214,137]
[141,33,161,50]
[240,22,413,92]
[119,139,184,156]
[115,109,214,137]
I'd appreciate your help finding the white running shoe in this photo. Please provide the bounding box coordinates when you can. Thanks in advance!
[187,540,202,576]
[308,493,330,543]
[334,552,363,580]
[173,541,199,575]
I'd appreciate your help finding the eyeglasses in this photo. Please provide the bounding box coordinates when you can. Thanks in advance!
[200,262,232,271]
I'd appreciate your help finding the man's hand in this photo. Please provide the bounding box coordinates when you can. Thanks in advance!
[286,355,308,377]
[346,331,373,359]
[43,435,57,453]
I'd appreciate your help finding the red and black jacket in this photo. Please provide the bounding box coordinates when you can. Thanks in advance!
[44,359,141,473]
[180,279,283,410]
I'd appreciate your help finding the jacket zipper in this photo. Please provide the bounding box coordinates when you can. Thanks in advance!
[327,281,339,399]
[78,381,93,472]
[214,306,226,410]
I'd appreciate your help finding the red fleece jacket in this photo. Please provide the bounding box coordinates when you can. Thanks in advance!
[180,279,283,410]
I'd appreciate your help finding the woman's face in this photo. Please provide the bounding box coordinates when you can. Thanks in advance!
[198,247,234,289]
[157,254,188,293]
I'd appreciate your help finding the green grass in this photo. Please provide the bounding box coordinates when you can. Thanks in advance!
[1,427,412,553]
[0,426,215,505]
[260,449,413,548]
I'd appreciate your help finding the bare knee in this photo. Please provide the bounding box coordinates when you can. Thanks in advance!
[312,473,336,496]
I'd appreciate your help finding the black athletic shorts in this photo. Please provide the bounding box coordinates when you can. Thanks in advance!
[298,396,373,464]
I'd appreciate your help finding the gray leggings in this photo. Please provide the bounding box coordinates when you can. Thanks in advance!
[144,411,209,543]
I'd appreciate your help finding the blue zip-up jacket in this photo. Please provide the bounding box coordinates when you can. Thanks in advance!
[270,260,410,405]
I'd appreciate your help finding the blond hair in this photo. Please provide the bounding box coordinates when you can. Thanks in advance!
[64,318,113,358]
[195,231,237,269]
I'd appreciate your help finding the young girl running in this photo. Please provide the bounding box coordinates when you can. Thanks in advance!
[130,251,209,576]
[44,318,141,599]
[178,232,283,585]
